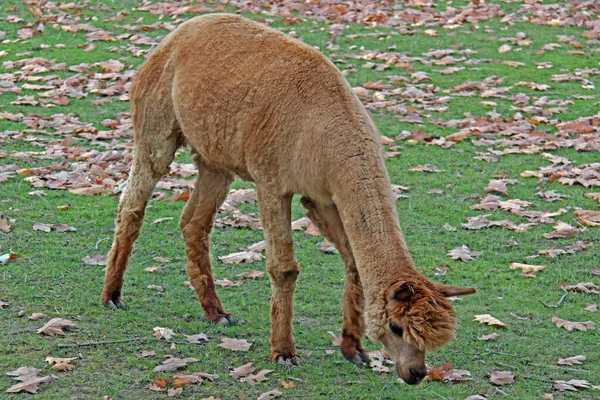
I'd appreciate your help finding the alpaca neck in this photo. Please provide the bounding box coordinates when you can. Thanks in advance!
[328,126,420,339]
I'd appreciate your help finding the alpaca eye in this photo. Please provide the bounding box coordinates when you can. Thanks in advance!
[389,322,403,336]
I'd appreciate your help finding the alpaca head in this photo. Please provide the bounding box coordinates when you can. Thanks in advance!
[378,277,476,384]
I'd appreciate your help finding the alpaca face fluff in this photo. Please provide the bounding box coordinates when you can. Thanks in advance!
[379,278,475,384]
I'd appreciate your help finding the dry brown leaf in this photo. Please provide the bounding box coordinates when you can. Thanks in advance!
[408,164,443,173]
[543,221,581,239]
[552,379,590,391]
[258,389,282,400]
[28,313,48,321]
[327,331,342,347]
[153,326,176,340]
[244,369,273,385]
[37,318,76,336]
[552,316,595,332]
[478,333,500,341]
[218,251,263,264]
[137,350,156,358]
[559,282,599,294]
[489,370,515,385]
[5,369,57,394]
[217,337,252,351]
[574,209,600,226]
[474,314,507,328]
[82,253,108,266]
[584,303,597,312]
[153,357,198,373]
[498,44,512,53]
[557,355,585,366]
[448,245,482,262]
[167,387,183,397]
[510,263,545,275]
[230,362,255,379]
[148,376,169,391]
[236,270,264,279]
[484,179,509,195]
[426,361,453,381]
[281,380,297,389]
[184,333,209,344]
[215,278,243,287]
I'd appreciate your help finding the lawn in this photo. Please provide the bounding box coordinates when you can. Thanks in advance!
[1,1,599,399]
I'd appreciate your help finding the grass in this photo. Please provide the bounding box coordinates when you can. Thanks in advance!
[1,0,599,399]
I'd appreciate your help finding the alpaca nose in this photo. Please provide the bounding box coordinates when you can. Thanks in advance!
[408,367,427,384]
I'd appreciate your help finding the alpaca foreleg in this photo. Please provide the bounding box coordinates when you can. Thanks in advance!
[102,147,176,308]
[258,190,300,365]
[301,197,369,366]
[180,160,234,325]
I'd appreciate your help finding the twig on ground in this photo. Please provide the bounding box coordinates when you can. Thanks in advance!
[539,289,568,308]
[57,337,147,348]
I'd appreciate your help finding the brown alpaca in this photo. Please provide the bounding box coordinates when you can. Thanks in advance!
[101,14,476,384]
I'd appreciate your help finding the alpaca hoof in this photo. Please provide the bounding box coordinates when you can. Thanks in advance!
[217,315,236,326]
[344,351,370,366]
[277,355,302,366]
[106,298,126,309]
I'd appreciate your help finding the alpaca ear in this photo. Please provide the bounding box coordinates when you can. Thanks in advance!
[393,282,414,301]
[437,284,477,297]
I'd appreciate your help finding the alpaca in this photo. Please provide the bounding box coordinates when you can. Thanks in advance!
[101,13,476,384]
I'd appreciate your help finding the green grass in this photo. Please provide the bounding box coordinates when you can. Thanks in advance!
[1,1,599,399]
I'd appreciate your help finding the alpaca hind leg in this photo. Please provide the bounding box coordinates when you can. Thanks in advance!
[102,133,179,308]
[180,157,234,325]
[258,189,301,365]
[301,197,370,366]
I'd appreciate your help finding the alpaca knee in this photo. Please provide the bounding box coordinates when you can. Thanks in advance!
[267,261,300,290]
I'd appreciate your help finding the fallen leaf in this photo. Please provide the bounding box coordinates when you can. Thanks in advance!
[484,179,509,195]
[510,263,545,275]
[559,282,599,294]
[327,331,342,347]
[5,367,56,394]
[28,313,48,321]
[218,251,263,264]
[184,333,209,344]
[0,253,19,265]
[152,217,174,224]
[244,369,273,385]
[137,350,156,357]
[498,44,512,53]
[489,370,515,385]
[153,357,198,373]
[32,223,77,232]
[167,387,183,397]
[258,389,282,400]
[426,361,453,381]
[408,164,443,173]
[153,326,176,340]
[557,355,585,366]
[0,216,11,232]
[215,278,243,287]
[474,314,507,328]
[236,270,264,279]
[543,221,581,239]
[153,256,170,263]
[231,362,255,379]
[37,318,76,335]
[478,333,500,341]
[574,210,600,226]
[552,316,595,332]
[82,253,108,266]
[584,303,597,312]
[552,379,590,391]
[281,380,297,389]
[448,245,482,262]
[217,337,252,351]
[148,376,169,391]
[0,300,8,309]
